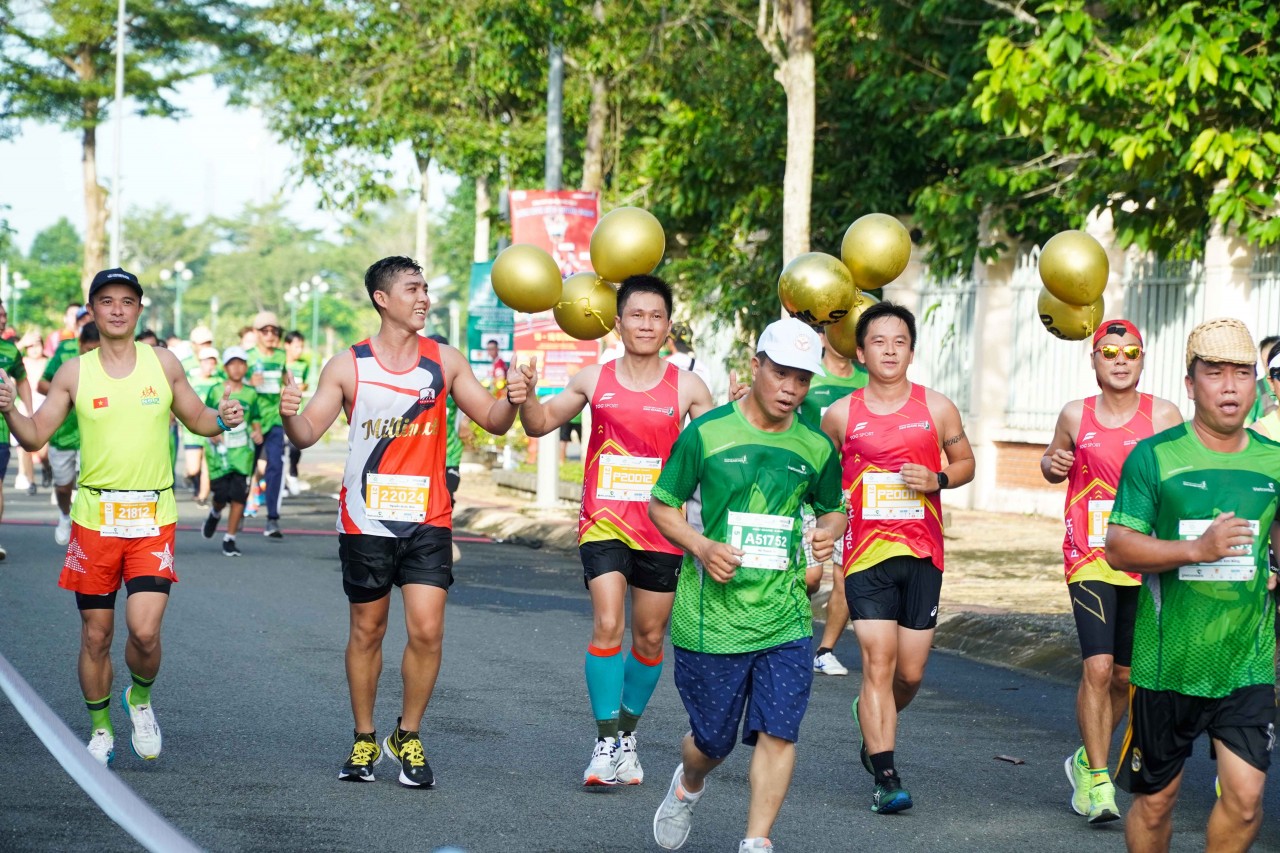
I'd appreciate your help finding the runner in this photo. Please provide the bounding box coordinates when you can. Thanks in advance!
[182,346,222,503]
[247,311,287,538]
[1246,334,1278,423]
[0,300,32,561]
[1106,318,1280,852]
[280,256,525,788]
[0,267,244,766]
[647,317,844,852]
[427,333,464,565]
[1040,320,1183,824]
[46,322,102,546]
[201,347,261,557]
[798,325,869,677]
[1249,341,1280,441]
[283,330,317,497]
[513,274,713,787]
[483,338,507,395]
[821,300,975,814]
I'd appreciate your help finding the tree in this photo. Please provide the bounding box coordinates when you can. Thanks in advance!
[0,0,250,292]
[28,217,82,266]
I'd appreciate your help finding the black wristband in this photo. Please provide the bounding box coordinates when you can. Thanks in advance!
[936,471,949,490]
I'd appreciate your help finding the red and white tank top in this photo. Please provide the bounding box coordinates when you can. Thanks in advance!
[841,384,946,576]
[1062,394,1154,585]
[579,361,682,553]
[339,336,451,537]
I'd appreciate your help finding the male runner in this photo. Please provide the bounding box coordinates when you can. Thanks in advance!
[1250,341,1280,441]
[1041,320,1183,823]
[0,267,244,766]
[798,325,868,677]
[248,311,288,538]
[1106,318,1280,853]
[182,346,222,502]
[1246,334,1278,423]
[0,300,32,561]
[201,347,262,557]
[281,256,524,788]
[514,274,713,786]
[821,300,975,814]
[648,317,845,852]
[283,330,316,496]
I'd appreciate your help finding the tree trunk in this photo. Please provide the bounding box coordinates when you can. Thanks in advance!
[415,152,431,270]
[776,1,814,265]
[581,0,608,194]
[474,174,491,263]
[81,99,107,296]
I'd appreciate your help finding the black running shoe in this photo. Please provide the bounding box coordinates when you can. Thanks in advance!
[383,722,434,788]
[41,463,52,488]
[222,538,241,558]
[264,519,283,539]
[338,732,380,782]
[202,512,219,540]
[871,774,913,814]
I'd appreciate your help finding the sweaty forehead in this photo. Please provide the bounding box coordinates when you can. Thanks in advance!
[620,291,667,315]
[1096,332,1140,348]
[866,316,908,337]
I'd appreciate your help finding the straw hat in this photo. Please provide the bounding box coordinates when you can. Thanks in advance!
[1185,318,1256,369]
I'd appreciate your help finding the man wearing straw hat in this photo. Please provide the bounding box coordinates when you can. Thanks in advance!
[1041,319,1182,824]
[1106,318,1280,853]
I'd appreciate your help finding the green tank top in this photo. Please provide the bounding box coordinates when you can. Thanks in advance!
[71,344,178,530]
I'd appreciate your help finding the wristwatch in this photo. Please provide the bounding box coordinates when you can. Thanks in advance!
[936,471,949,490]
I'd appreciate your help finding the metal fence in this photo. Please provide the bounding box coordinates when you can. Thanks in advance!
[1249,252,1280,345]
[1122,256,1205,417]
[912,270,977,417]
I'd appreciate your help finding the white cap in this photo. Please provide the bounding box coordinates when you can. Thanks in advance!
[190,325,214,345]
[755,317,825,376]
[198,346,219,361]
[222,346,249,365]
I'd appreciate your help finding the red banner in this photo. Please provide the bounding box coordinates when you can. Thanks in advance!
[513,314,600,395]
[509,190,599,276]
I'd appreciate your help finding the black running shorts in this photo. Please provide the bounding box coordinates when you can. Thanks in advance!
[338,526,454,604]
[1068,579,1139,665]
[845,555,943,630]
[1116,683,1276,795]
[580,539,682,593]
[210,472,249,506]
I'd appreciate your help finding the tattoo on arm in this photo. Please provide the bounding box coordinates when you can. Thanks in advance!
[943,431,965,448]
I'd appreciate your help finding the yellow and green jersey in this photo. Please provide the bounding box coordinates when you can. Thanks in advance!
[1111,424,1280,697]
[652,400,845,654]
[204,381,260,479]
[0,338,26,444]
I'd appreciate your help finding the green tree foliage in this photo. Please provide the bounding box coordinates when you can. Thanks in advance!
[28,217,82,266]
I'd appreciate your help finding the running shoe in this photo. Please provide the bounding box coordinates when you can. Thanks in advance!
[614,732,644,785]
[26,482,36,496]
[739,840,773,852]
[871,774,913,814]
[0,543,7,561]
[813,651,848,676]
[14,474,29,491]
[852,696,872,775]
[222,538,242,558]
[264,519,282,539]
[338,732,381,782]
[583,737,619,786]
[87,728,115,767]
[1065,746,1090,816]
[122,686,162,760]
[383,724,435,788]
[55,515,72,546]
[41,462,53,488]
[287,475,300,496]
[202,511,219,540]
[1087,780,1121,824]
[653,763,700,850]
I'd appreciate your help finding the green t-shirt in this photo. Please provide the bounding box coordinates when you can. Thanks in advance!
[0,338,26,444]
[1110,424,1280,697]
[43,339,80,450]
[204,381,261,479]
[797,364,868,427]
[183,372,222,444]
[444,396,463,467]
[247,347,287,431]
[652,400,845,654]
[287,353,318,392]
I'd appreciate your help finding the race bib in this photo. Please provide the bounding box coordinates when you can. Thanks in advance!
[223,426,249,449]
[366,473,429,522]
[1177,518,1260,581]
[862,472,925,520]
[1087,499,1113,548]
[259,369,282,395]
[727,511,793,571]
[595,454,661,502]
[99,490,160,538]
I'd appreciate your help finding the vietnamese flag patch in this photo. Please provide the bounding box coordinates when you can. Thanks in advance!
[93,397,109,409]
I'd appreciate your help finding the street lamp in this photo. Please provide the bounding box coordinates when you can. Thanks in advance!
[6,272,31,328]
[302,275,329,345]
[210,295,220,342]
[140,295,152,330]
[158,260,193,338]
[285,284,302,329]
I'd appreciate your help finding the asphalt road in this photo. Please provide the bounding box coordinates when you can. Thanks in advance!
[1,483,1278,853]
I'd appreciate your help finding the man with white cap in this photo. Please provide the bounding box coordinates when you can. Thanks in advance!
[247,310,288,538]
[1107,317,1280,853]
[821,300,974,814]
[649,316,845,853]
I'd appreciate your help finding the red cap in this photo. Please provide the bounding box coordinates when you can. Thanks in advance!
[1092,319,1143,348]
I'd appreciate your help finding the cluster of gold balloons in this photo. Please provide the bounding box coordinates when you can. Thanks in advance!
[778,213,911,359]
[1036,230,1109,341]
[489,206,666,341]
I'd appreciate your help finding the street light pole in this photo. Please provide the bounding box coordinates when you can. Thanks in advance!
[8,272,30,328]
[109,0,127,268]
[159,260,193,338]
[309,275,329,346]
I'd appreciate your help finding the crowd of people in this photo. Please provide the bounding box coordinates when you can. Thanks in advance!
[0,258,1277,853]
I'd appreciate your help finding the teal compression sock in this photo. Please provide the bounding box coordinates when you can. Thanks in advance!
[585,644,624,739]
[618,647,664,733]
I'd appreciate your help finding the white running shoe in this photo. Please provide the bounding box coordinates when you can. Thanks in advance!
[14,474,30,491]
[739,839,774,852]
[653,763,701,850]
[614,732,644,784]
[122,687,162,760]
[812,651,848,676]
[87,728,115,766]
[286,475,300,496]
[55,514,72,546]
[583,738,619,786]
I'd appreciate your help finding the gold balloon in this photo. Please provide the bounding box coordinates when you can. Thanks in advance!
[553,273,617,340]
[589,207,666,283]
[841,213,912,290]
[491,244,563,313]
[1037,287,1105,341]
[778,252,856,327]
[1038,230,1108,306]
[824,291,881,359]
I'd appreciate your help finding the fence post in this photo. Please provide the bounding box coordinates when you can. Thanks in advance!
[1203,220,1255,327]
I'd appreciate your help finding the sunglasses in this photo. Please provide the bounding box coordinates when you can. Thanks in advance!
[1094,344,1142,361]
[1270,367,1280,381]
[257,325,282,336]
